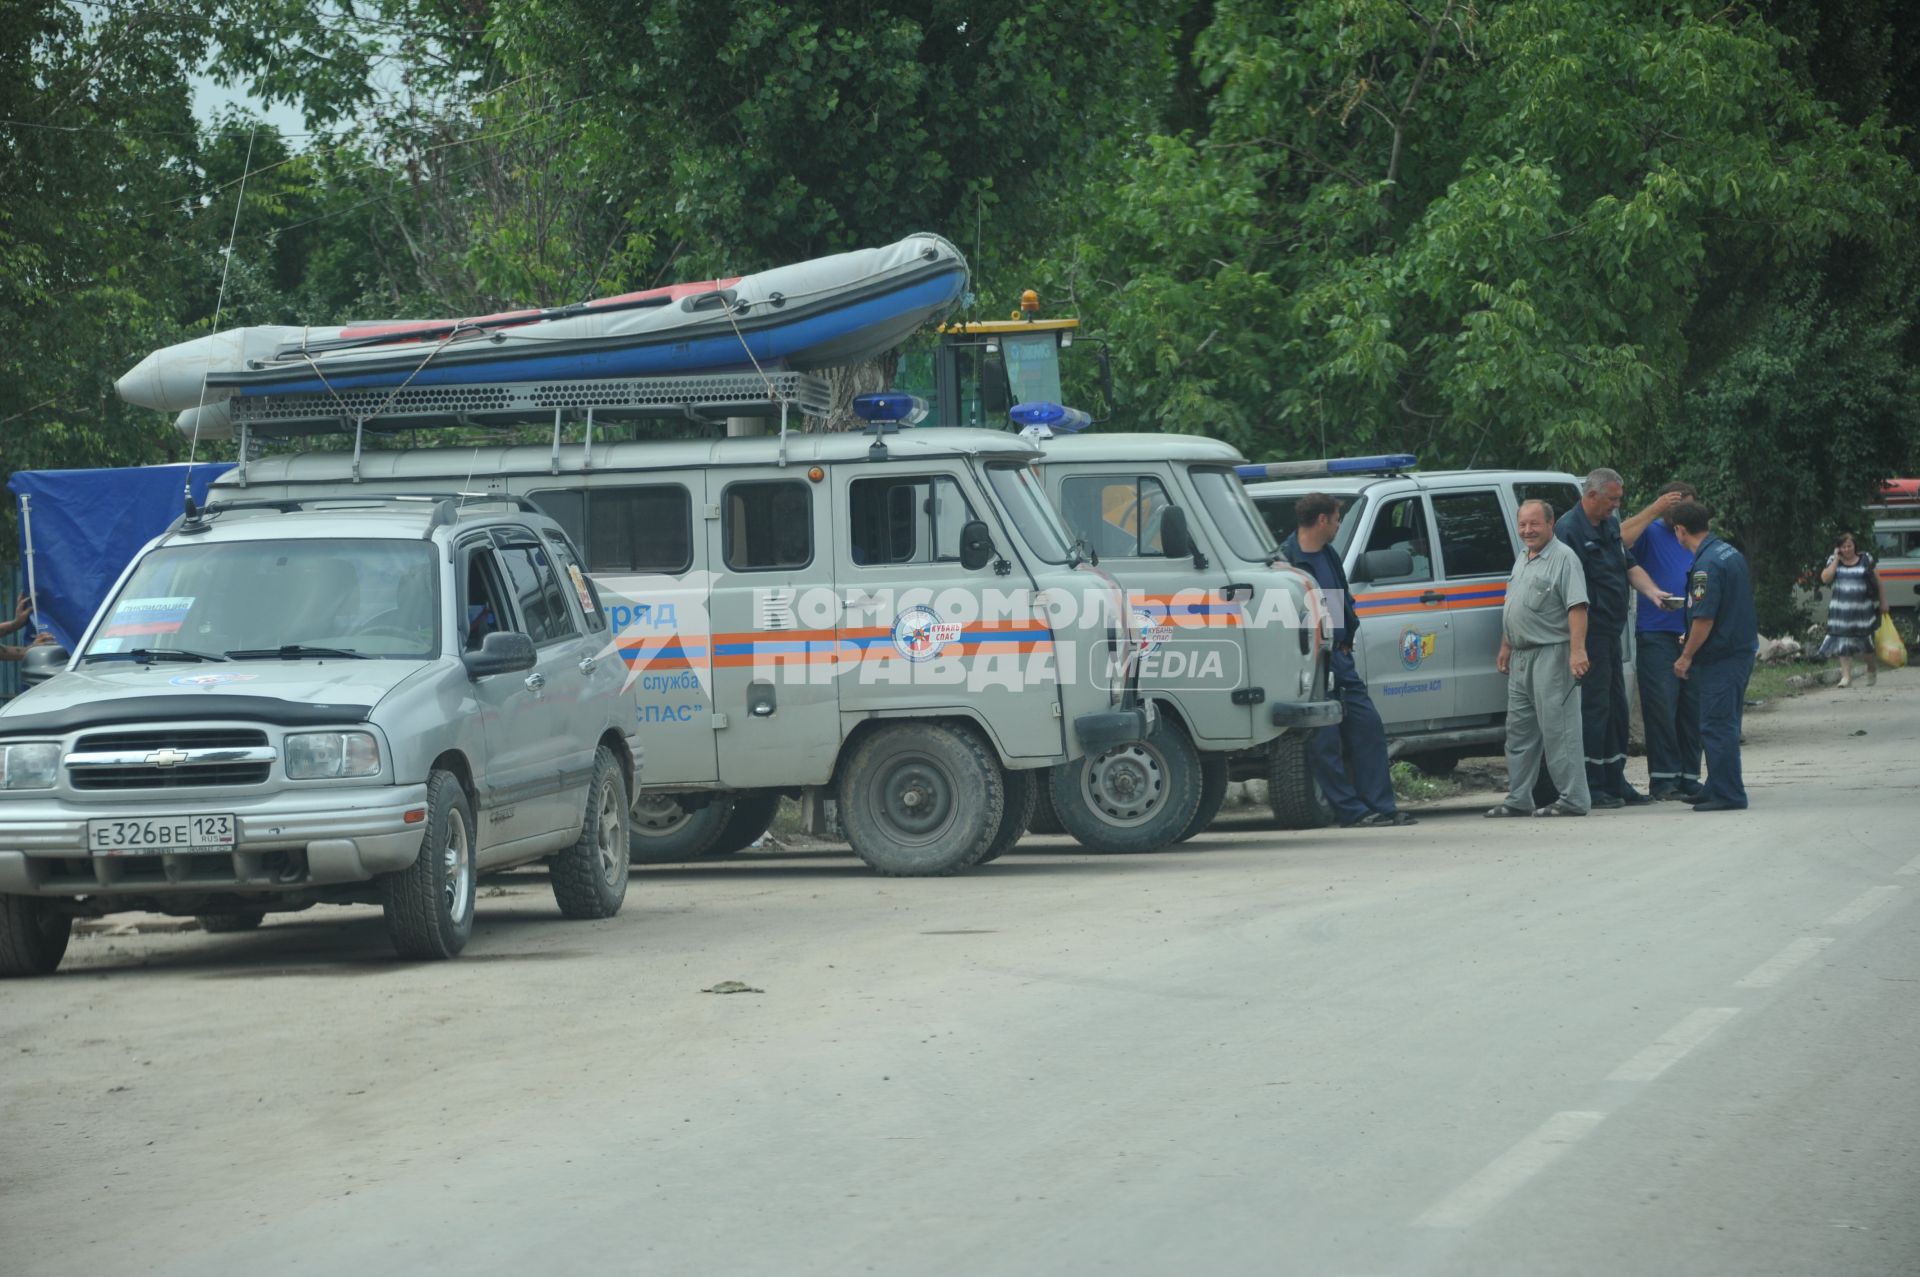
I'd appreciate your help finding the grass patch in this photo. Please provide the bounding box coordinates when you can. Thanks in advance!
[1744,662,1806,704]
[1391,761,1462,804]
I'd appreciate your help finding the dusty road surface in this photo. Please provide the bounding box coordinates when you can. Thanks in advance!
[4,672,1917,1277]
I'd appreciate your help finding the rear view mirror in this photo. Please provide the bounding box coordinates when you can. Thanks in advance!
[20,643,68,687]
[1355,547,1413,583]
[461,630,537,679]
[958,520,995,572]
[1160,506,1193,561]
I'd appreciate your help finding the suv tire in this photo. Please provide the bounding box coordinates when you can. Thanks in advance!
[708,790,782,856]
[0,895,71,977]
[1267,734,1334,830]
[197,912,265,933]
[630,792,735,862]
[1051,714,1202,854]
[839,722,1003,877]
[1176,753,1232,843]
[550,746,630,920]
[974,767,1038,865]
[381,770,477,960]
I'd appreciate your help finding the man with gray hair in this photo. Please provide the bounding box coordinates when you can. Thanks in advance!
[1489,499,1590,817]
[1554,468,1678,808]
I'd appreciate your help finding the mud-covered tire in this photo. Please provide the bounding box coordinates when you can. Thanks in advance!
[1176,753,1232,843]
[1409,751,1460,778]
[707,790,782,856]
[629,791,736,862]
[1026,776,1066,836]
[380,770,476,960]
[839,722,1004,877]
[1050,714,1202,854]
[0,895,71,977]
[975,767,1038,865]
[196,912,265,933]
[550,746,630,920]
[1267,734,1334,830]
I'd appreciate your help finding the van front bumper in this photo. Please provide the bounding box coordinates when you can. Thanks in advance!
[1271,699,1344,729]
[1073,707,1148,752]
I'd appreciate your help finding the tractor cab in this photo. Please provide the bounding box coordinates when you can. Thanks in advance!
[897,290,1111,429]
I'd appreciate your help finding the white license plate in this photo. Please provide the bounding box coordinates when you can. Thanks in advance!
[88,814,236,856]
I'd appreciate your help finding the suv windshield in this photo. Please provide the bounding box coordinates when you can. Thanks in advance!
[984,462,1075,564]
[1190,467,1280,562]
[1252,491,1369,555]
[85,539,439,661]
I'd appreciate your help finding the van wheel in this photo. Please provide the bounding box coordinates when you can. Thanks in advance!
[1176,754,1232,843]
[1050,715,1202,854]
[381,770,476,960]
[708,791,782,856]
[0,895,72,977]
[196,912,265,933]
[629,792,735,862]
[839,723,1004,877]
[550,746,630,920]
[1026,775,1066,836]
[975,768,1038,865]
[1410,751,1459,778]
[1267,734,1334,830]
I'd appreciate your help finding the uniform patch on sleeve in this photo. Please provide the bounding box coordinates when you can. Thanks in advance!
[1690,569,1710,601]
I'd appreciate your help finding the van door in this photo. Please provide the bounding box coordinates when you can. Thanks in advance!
[705,472,841,787]
[1344,492,1454,725]
[1429,487,1517,723]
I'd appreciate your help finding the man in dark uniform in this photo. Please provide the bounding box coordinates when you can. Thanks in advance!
[1555,468,1678,808]
[1280,493,1415,829]
[1668,501,1758,811]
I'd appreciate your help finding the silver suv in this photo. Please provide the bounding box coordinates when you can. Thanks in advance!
[0,496,642,975]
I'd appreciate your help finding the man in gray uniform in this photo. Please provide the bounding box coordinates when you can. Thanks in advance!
[1489,499,1592,817]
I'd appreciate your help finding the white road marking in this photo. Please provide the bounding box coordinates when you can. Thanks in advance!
[1895,853,1920,877]
[1821,885,1901,927]
[1734,937,1833,989]
[1605,1007,1740,1083]
[1412,1111,1606,1229]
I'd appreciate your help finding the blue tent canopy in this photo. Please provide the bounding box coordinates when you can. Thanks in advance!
[7,463,235,650]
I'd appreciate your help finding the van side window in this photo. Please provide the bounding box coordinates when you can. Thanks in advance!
[724,481,811,571]
[847,475,977,566]
[542,532,608,633]
[1432,489,1513,578]
[1058,475,1172,558]
[1361,496,1433,584]
[496,541,580,645]
[1511,482,1581,526]
[530,486,693,574]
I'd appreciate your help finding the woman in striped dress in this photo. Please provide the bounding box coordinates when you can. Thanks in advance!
[1817,533,1888,686]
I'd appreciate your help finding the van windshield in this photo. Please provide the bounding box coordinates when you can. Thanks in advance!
[1189,467,1280,562]
[983,462,1075,564]
[84,539,439,661]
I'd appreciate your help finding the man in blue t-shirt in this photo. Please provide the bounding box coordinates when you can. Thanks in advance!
[1624,481,1704,801]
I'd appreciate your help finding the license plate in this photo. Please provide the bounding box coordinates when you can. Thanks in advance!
[88,814,236,856]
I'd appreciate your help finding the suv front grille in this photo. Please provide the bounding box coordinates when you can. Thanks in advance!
[68,728,273,791]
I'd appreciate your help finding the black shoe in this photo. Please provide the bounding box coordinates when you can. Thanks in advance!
[1691,799,1746,812]
[1590,794,1625,810]
[1339,812,1391,828]
[1618,787,1653,806]
[1650,787,1686,802]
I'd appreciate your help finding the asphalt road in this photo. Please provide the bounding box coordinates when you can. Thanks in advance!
[3,671,1916,1277]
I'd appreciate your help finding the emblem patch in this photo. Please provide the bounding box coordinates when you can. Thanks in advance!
[1690,569,1709,602]
[1399,628,1438,669]
[891,606,963,662]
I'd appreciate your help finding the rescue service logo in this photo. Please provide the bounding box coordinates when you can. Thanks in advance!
[167,672,259,688]
[1399,628,1438,669]
[891,605,963,662]
[1691,569,1710,603]
[1130,609,1175,656]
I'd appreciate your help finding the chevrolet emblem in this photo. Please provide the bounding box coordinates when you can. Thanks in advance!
[145,749,191,768]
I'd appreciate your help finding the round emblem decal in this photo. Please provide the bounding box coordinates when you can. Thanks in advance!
[1399,629,1436,669]
[1130,608,1174,656]
[168,672,259,688]
[891,606,963,662]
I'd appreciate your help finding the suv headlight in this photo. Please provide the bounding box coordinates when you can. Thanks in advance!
[0,742,60,790]
[285,731,382,780]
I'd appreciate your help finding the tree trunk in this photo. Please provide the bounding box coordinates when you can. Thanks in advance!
[811,353,900,432]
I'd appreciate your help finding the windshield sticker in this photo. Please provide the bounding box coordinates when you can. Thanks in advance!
[102,596,193,638]
[567,564,596,613]
[168,672,259,688]
[892,606,963,662]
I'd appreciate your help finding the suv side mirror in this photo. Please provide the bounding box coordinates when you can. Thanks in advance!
[20,643,68,687]
[1159,506,1193,560]
[462,630,537,679]
[958,520,996,572]
[1355,547,1413,583]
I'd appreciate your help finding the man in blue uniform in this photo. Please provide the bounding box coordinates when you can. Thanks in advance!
[1668,501,1758,812]
[1555,468,1679,808]
[1281,493,1416,828]
[1623,481,1705,801]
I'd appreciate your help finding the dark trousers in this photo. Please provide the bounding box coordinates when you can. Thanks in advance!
[1306,649,1397,822]
[1636,630,1701,793]
[1695,654,1753,807]
[1581,635,1630,797]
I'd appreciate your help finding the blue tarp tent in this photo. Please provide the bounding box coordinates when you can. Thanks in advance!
[7,463,236,650]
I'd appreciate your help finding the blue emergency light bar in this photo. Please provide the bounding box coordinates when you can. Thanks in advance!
[1234,453,1417,482]
[852,393,929,425]
[1008,401,1093,434]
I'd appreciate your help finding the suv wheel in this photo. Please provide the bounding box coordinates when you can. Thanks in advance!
[1267,734,1334,829]
[550,746,630,920]
[0,895,72,977]
[708,790,782,856]
[1176,753,1232,843]
[974,767,1038,865]
[839,722,1004,876]
[381,770,476,960]
[1050,715,1201,854]
[630,792,736,862]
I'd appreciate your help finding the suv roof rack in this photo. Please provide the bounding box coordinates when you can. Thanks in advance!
[200,492,543,517]
[1235,453,1417,482]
